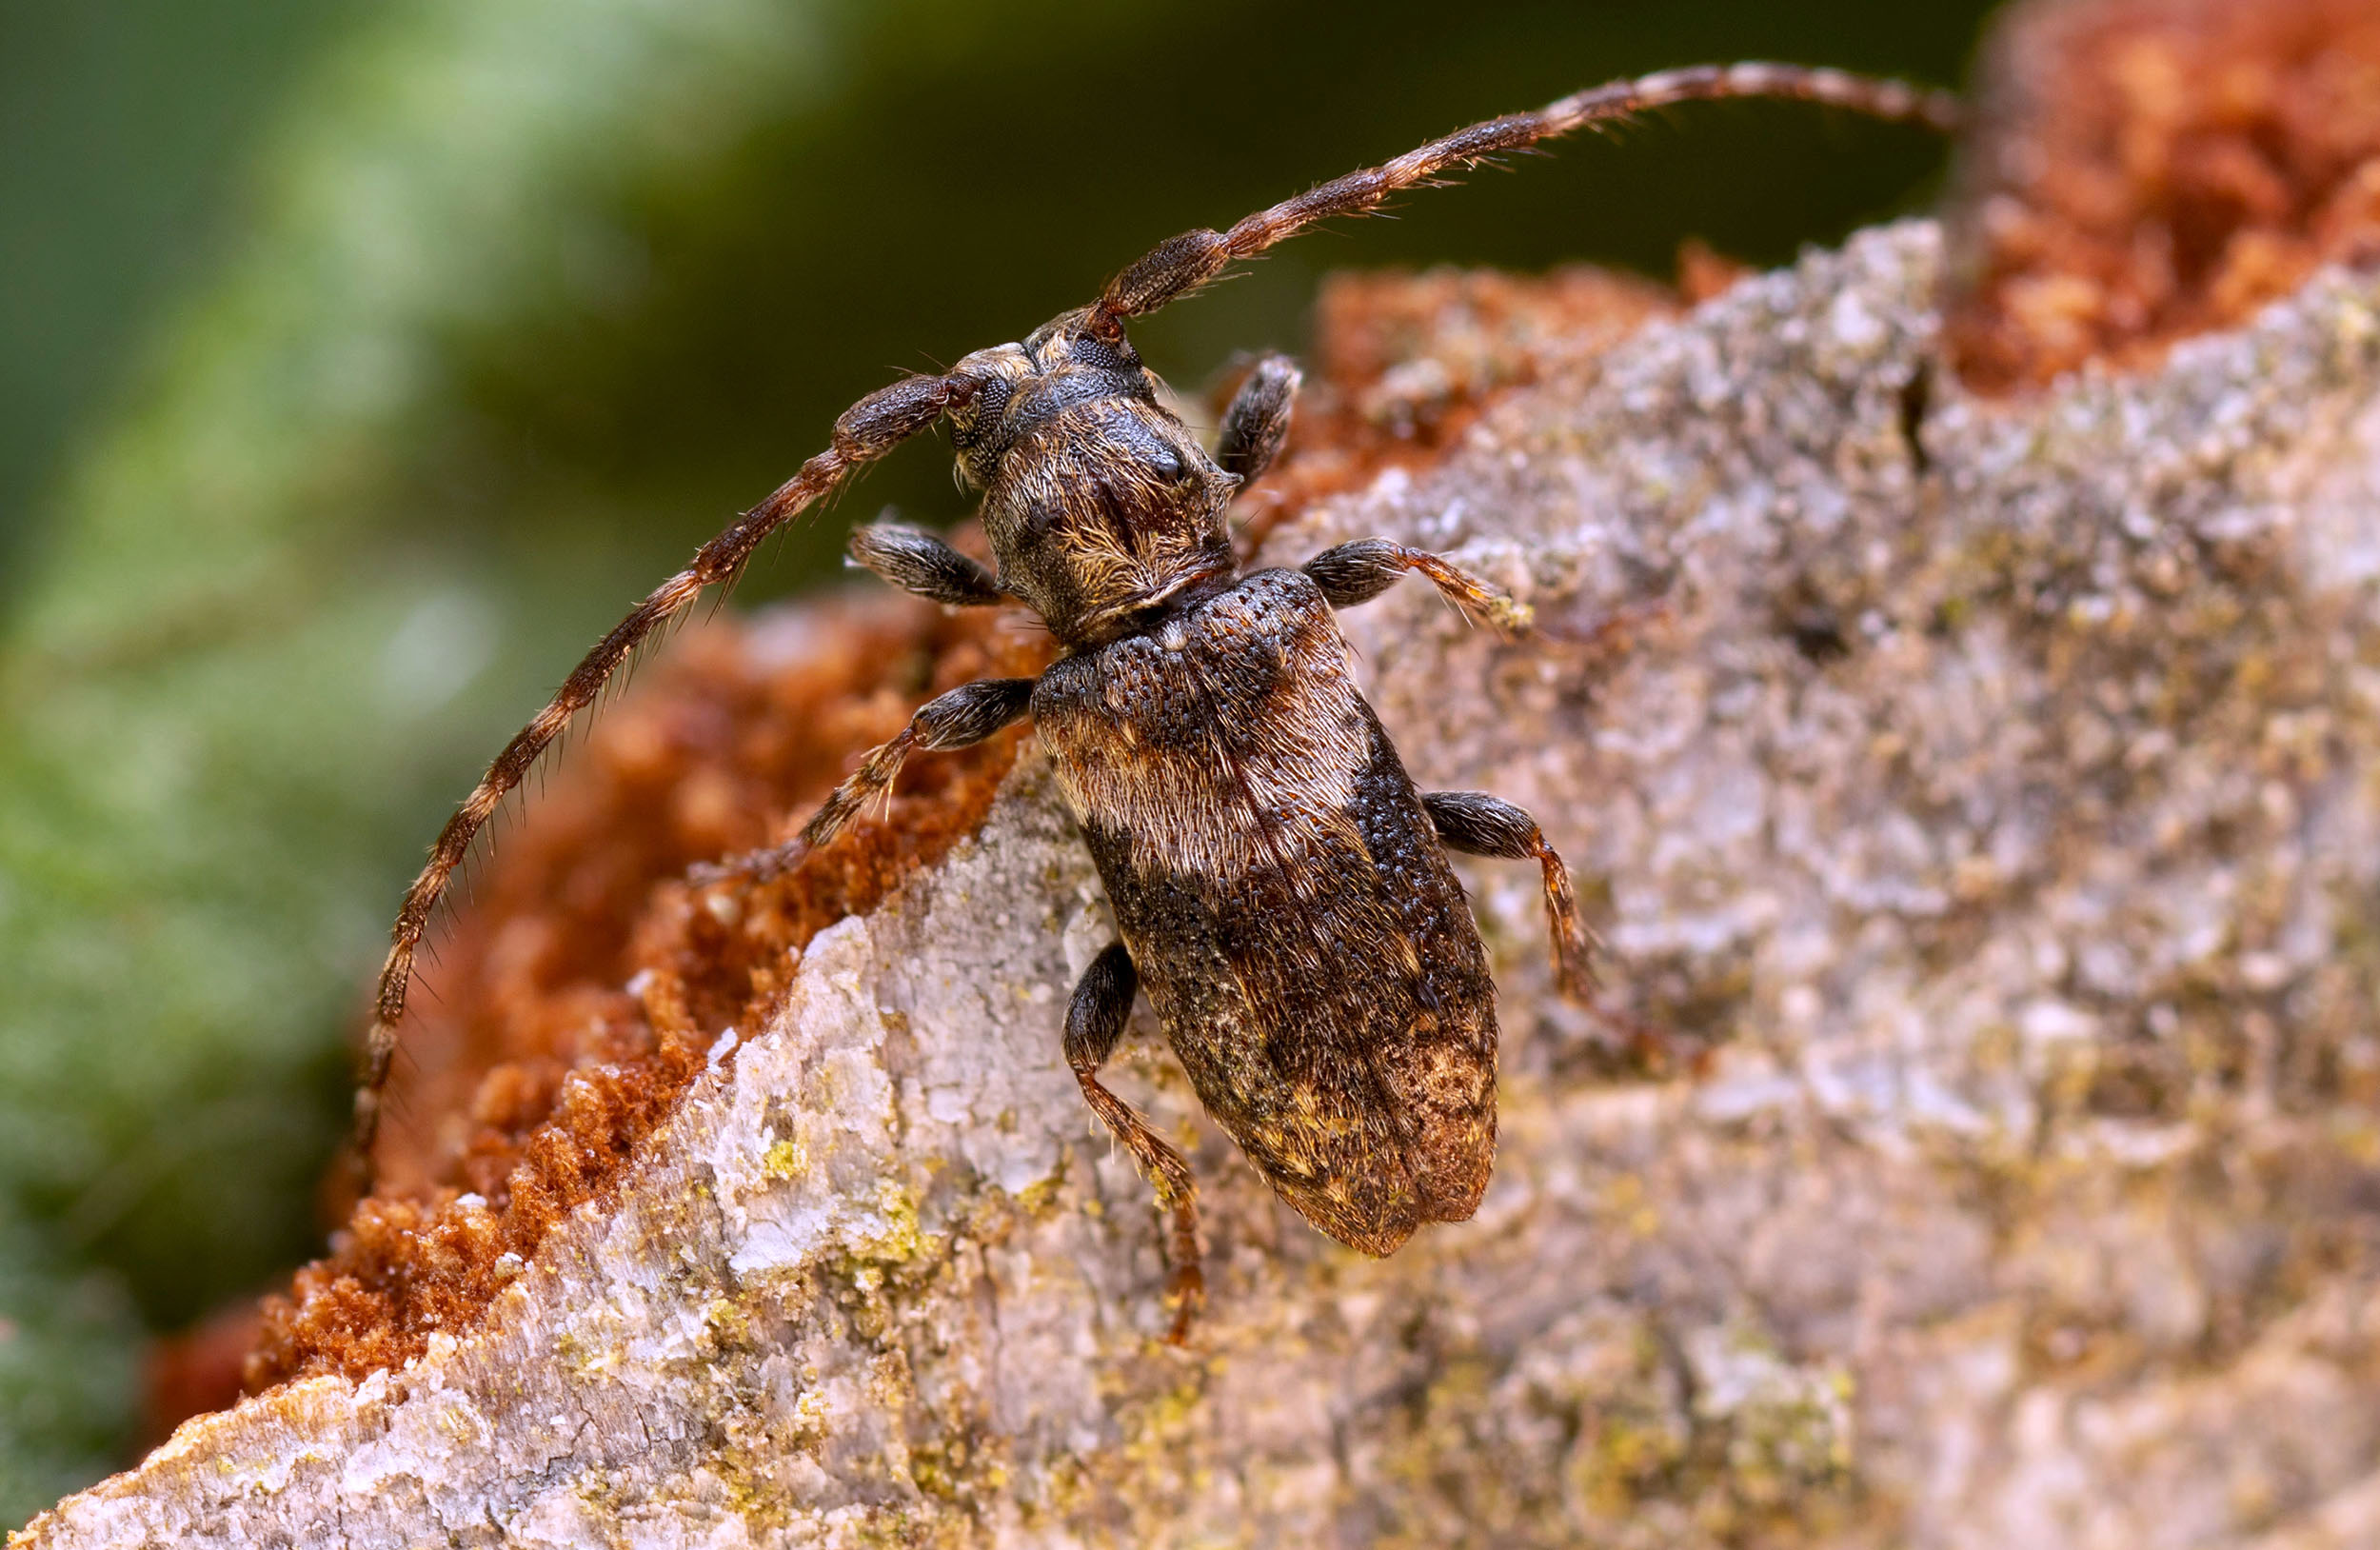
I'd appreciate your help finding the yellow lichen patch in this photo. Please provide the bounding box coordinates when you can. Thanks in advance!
[761,1138,807,1182]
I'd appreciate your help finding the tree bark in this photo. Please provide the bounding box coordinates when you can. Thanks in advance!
[21,223,2380,1549]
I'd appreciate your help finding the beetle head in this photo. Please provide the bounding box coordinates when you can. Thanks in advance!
[945,310,1239,647]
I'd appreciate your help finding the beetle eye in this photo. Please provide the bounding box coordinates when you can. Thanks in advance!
[956,376,1012,446]
[1069,332,1140,373]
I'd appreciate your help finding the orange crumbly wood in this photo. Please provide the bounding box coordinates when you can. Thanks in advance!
[139,1,2380,1439]
[1227,265,1675,553]
[243,590,1049,1390]
[226,267,1678,1404]
[1947,0,2380,392]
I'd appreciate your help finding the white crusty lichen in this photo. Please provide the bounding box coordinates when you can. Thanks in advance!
[20,224,2380,1549]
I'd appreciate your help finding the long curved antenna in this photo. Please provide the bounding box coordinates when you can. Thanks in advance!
[351,372,962,1175]
[1092,63,1961,328]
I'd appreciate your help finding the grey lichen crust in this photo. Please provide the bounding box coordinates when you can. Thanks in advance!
[23,222,2380,1548]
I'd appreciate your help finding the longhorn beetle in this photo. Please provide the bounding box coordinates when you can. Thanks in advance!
[358,65,1958,1339]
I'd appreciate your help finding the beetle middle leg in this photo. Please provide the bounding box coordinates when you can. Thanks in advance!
[1065,942,1203,1343]
[1303,538,1534,637]
[692,676,1036,884]
[1420,790,1595,1000]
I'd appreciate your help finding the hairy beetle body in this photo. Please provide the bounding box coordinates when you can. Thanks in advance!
[355,64,1958,1341]
[1036,567,1497,1254]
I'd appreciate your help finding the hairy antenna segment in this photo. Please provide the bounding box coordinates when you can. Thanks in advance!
[351,373,962,1169]
[1093,62,1959,325]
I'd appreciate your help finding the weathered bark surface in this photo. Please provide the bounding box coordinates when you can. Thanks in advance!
[21,224,2380,1549]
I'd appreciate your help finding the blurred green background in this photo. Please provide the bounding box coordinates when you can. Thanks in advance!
[0,0,1996,1522]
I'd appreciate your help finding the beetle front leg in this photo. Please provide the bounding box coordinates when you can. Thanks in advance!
[1216,354,1300,487]
[692,676,1036,884]
[846,521,1008,606]
[1303,538,1533,637]
[1065,942,1203,1343]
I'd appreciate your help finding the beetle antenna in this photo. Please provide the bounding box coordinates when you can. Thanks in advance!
[1090,63,1959,328]
[349,372,966,1184]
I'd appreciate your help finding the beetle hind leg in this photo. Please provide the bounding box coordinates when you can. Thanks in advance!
[1422,790,1677,1067]
[1065,943,1203,1343]
[1421,790,1596,999]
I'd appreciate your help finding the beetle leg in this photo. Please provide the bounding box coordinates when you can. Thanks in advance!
[691,677,1035,884]
[1420,790,1596,1000]
[1302,538,1532,638]
[846,521,1007,606]
[352,374,965,1175]
[1065,942,1203,1343]
[1216,354,1301,487]
[1423,790,1680,1067]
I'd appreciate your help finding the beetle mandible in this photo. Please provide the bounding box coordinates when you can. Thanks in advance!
[356,64,1959,1339]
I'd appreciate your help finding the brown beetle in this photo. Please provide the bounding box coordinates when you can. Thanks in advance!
[357,64,1958,1338]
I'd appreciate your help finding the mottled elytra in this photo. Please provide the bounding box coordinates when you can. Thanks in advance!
[359,64,1959,1339]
